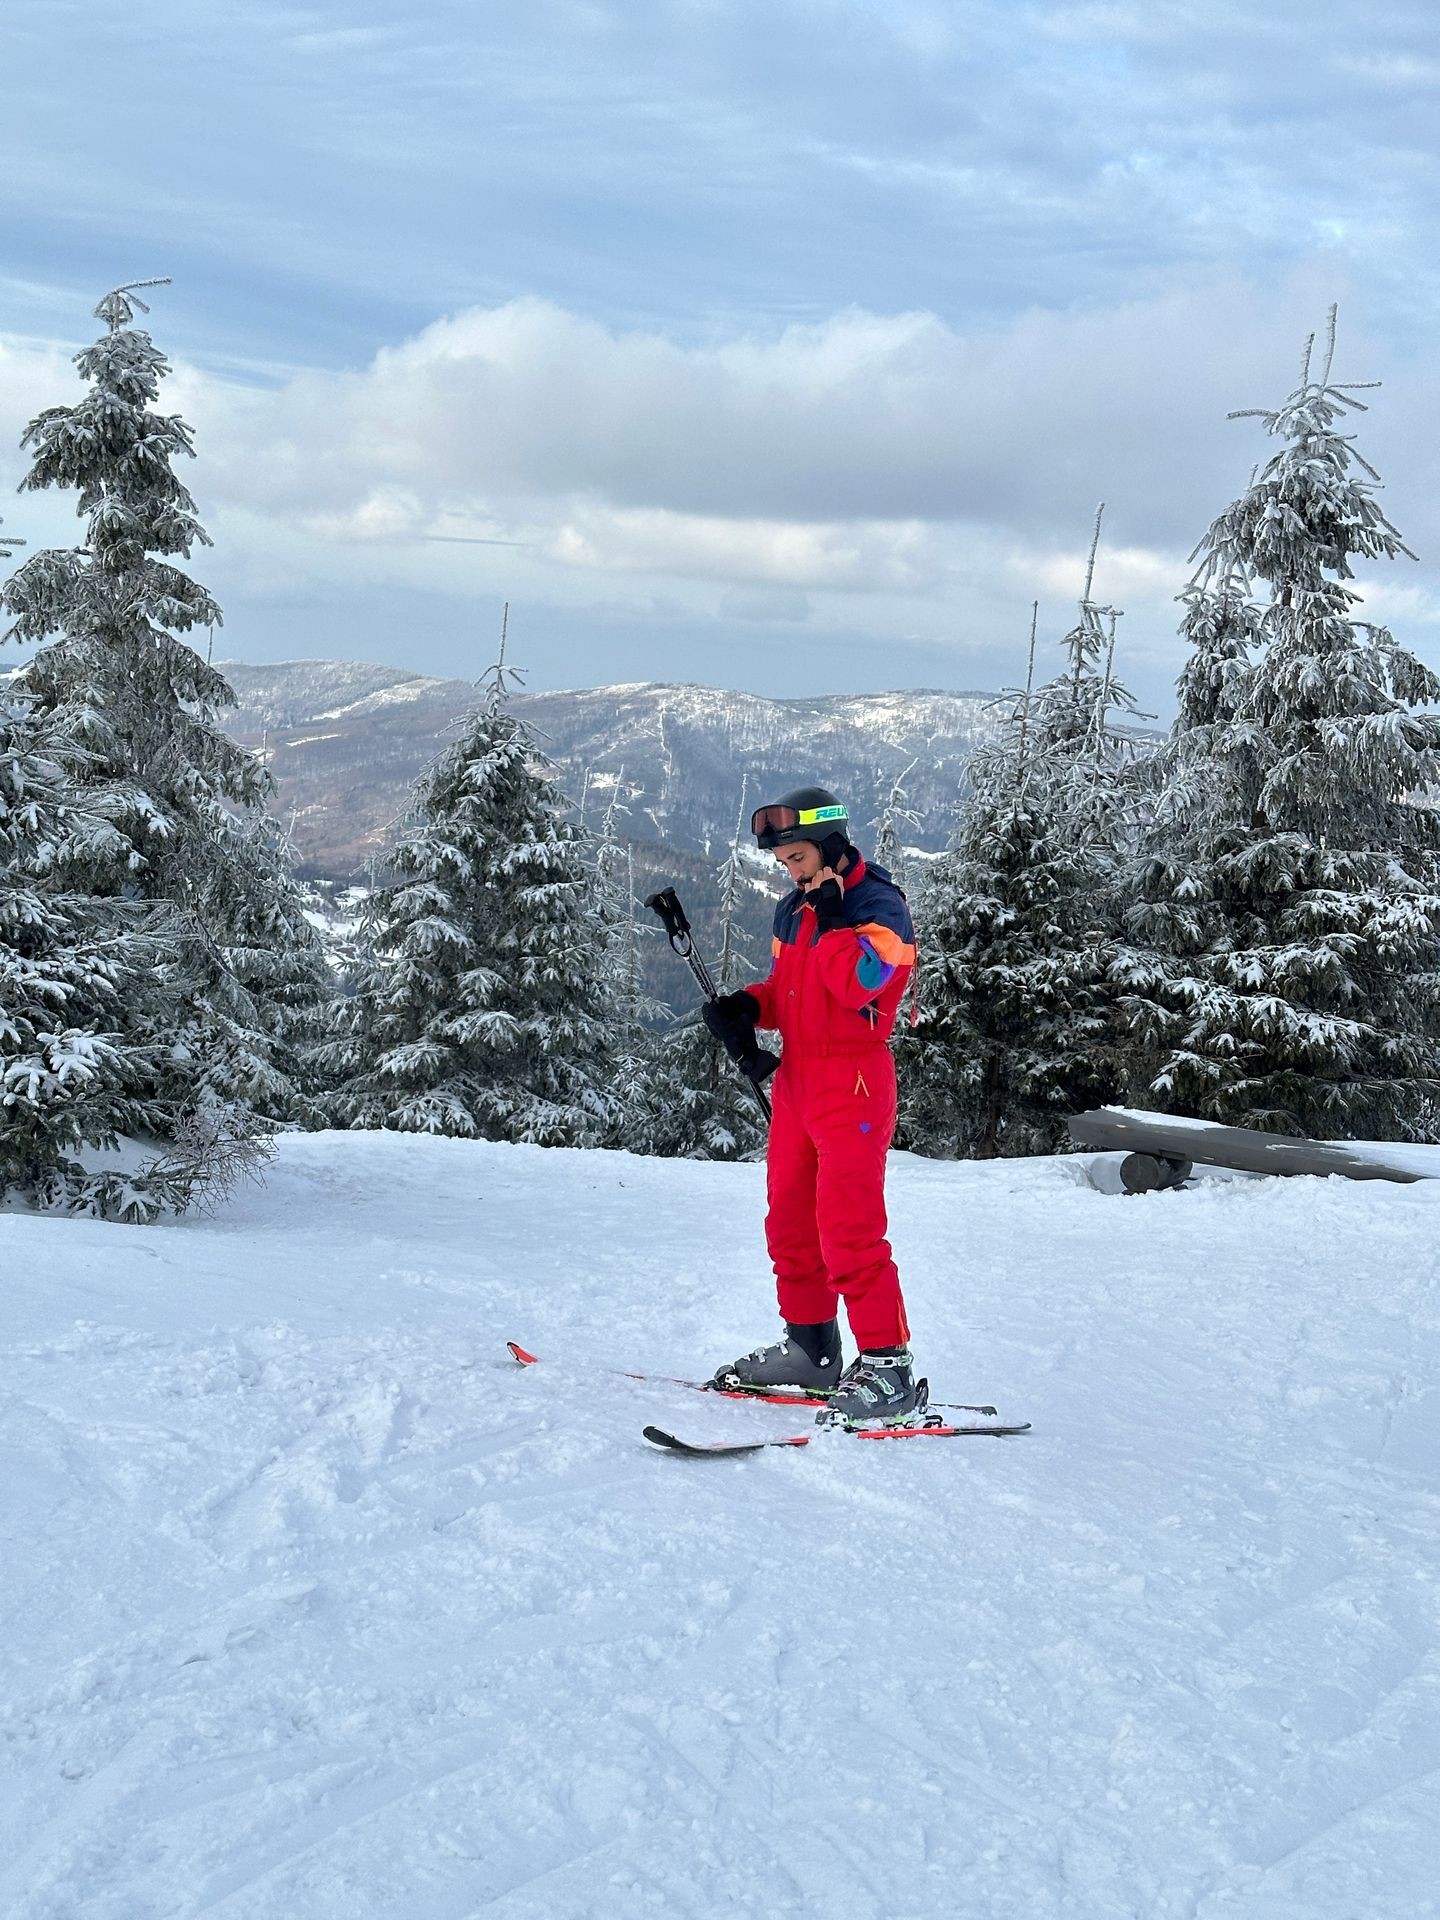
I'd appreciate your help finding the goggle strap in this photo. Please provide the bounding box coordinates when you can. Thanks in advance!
[751,803,848,836]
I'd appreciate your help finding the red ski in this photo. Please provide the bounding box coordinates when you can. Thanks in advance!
[506,1341,1002,1417]
[642,1419,1032,1456]
[507,1339,831,1406]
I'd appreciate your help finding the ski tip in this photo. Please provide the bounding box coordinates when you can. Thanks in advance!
[643,1424,734,1455]
[506,1341,539,1367]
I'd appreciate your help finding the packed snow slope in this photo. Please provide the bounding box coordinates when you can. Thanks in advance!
[4,1134,1439,1920]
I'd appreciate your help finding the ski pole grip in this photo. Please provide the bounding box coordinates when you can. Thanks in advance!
[645,886,693,954]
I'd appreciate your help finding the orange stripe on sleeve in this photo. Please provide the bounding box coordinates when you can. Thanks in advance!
[852,921,916,968]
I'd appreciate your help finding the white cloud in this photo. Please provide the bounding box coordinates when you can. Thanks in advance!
[0,332,78,443]
[300,489,430,544]
[1022,538,1189,606]
[1346,576,1440,628]
[541,504,940,592]
[136,275,1429,557]
[5,275,1439,711]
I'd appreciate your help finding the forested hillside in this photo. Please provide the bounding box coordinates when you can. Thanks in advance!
[220,660,1007,877]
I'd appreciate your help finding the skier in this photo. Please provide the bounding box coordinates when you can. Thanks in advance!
[702,787,919,1424]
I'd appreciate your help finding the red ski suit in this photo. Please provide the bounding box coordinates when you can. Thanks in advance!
[744,857,917,1350]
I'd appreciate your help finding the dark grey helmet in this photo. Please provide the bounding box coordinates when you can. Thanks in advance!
[751,786,849,854]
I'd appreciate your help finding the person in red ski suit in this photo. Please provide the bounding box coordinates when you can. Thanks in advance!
[702,786,919,1425]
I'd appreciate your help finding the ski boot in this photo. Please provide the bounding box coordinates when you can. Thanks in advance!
[820,1347,922,1428]
[712,1321,842,1396]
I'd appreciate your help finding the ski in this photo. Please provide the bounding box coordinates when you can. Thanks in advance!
[506,1339,830,1406]
[642,1419,1032,1456]
[506,1341,1002,1417]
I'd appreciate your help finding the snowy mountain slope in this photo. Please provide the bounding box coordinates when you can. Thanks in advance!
[219,659,1020,1015]
[3,1135,1438,1919]
[218,660,1011,879]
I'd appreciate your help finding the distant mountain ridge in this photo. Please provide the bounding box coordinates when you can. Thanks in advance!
[220,659,1008,881]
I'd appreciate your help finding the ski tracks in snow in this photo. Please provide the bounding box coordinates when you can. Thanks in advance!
[2,1134,1438,1917]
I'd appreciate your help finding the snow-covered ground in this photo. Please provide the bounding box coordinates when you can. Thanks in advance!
[3,1135,1438,1920]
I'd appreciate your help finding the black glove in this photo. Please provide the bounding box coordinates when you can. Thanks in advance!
[736,1044,780,1085]
[702,990,761,1057]
[804,874,846,932]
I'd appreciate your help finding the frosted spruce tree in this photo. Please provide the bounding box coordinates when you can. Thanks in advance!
[0,281,315,1149]
[0,685,174,1214]
[1026,507,1145,853]
[312,888,388,1114]
[320,652,624,1144]
[590,769,668,1139]
[1,510,162,1209]
[900,594,1130,1158]
[217,812,333,1118]
[1121,312,1440,1137]
[871,758,920,898]
[642,780,767,1160]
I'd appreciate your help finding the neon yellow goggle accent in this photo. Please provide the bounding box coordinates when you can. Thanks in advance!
[798,805,847,825]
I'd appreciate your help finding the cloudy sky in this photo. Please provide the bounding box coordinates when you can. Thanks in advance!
[3,0,1439,710]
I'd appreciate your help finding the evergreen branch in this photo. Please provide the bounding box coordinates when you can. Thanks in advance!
[92,278,172,332]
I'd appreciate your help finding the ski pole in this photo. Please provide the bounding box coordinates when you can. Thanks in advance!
[645,887,777,1123]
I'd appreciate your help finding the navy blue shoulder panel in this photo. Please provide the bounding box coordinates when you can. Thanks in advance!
[844,864,914,942]
[772,866,913,948]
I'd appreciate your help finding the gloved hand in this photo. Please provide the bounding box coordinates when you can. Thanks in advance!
[736,1044,780,1085]
[804,873,846,931]
[702,989,761,1057]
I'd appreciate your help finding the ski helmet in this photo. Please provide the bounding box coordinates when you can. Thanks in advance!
[751,787,849,859]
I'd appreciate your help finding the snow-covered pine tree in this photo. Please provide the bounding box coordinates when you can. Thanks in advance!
[641,780,767,1160]
[871,758,920,898]
[0,282,312,1147]
[1026,506,1144,851]
[593,770,657,1076]
[307,883,389,1115]
[715,774,751,997]
[1119,571,1262,1001]
[901,554,1139,1158]
[588,771,682,1149]
[1120,313,1440,1137]
[643,1016,768,1159]
[0,689,169,1212]
[216,811,332,1119]
[321,649,624,1145]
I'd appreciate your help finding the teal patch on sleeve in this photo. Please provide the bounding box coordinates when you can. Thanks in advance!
[856,948,886,990]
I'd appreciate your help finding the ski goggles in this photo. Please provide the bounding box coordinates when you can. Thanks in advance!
[751,802,848,839]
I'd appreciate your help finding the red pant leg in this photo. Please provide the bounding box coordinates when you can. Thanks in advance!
[808,1052,910,1351]
[764,1062,840,1326]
